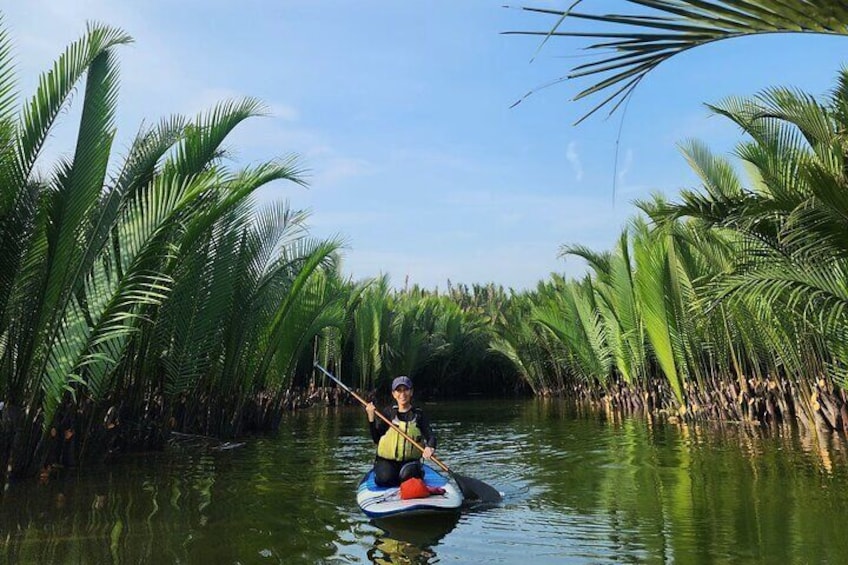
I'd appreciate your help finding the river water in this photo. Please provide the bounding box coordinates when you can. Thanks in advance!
[2,398,848,564]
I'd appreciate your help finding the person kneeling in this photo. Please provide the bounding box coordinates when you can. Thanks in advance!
[365,376,436,488]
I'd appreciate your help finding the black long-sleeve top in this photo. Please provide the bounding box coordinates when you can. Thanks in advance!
[369,406,437,449]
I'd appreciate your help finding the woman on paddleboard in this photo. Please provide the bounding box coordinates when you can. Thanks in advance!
[365,376,436,487]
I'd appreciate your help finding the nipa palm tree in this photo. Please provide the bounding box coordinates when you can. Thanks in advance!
[651,70,848,392]
[0,20,339,479]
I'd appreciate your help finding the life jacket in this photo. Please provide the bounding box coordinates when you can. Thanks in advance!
[376,408,423,461]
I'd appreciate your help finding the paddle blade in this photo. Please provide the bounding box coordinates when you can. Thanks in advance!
[453,473,502,503]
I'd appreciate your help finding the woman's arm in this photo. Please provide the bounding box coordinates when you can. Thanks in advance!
[367,404,390,444]
[416,410,437,456]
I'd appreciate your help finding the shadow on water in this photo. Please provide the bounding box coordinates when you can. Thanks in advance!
[368,513,461,564]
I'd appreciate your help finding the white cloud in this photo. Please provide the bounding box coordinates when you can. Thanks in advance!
[312,157,374,187]
[269,103,299,122]
[566,140,583,182]
[614,148,635,197]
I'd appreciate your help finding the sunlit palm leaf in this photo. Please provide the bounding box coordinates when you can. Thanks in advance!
[0,19,18,269]
[352,276,391,390]
[489,334,540,393]
[41,172,219,421]
[632,222,687,405]
[218,205,314,392]
[1,25,132,404]
[649,67,848,391]
[267,272,346,390]
[112,116,188,203]
[17,23,131,180]
[535,278,611,383]
[718,256,848,329]
[159,212,247,397]
[180,157,307,255]
[384,301,429,378]
[0,17,15,125]
[562,231,648,384]
[168,98,268,178]
[32,42,128,416]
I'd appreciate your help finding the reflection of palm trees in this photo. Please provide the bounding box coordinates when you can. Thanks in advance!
[367,514,459,564]
[368,538,435,564]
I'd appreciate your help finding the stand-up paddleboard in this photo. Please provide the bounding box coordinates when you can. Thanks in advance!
[357,463,462,518]
[314,364,502,504]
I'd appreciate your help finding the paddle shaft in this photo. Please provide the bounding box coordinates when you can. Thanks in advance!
[313,363,452,475]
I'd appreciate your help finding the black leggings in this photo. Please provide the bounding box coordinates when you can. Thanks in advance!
[373,458,422,487]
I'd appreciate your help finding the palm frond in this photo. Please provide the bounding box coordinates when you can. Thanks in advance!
[39,171,218,421]
[509,1,848,123]
[18,22,131,179]
[0,16,16,124]
[266,273,346,390]
[168,98,268,178]
[633,224,687,405]
[250,238,343,386]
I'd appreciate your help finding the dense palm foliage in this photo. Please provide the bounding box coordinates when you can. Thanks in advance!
[0,22,343,480]
[495,70,848,432]
[495,0,848,430]
[314,281,521,398]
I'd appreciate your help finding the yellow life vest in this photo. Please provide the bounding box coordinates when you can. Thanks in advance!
[376,411,423,461]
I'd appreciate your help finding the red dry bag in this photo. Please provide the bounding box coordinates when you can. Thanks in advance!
[399,477,430,499]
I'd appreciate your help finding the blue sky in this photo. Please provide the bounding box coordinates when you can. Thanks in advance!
[6,1,847,290]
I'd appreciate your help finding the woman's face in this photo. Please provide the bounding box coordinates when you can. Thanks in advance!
[392,385,412,409]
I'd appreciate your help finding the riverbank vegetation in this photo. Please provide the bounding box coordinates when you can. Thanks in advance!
[498,2,848,433]
[3,5,848,483]
[0,22,342,481]
[0,22,518,483]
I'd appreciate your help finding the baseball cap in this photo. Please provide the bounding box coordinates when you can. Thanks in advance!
[391,376,413,391]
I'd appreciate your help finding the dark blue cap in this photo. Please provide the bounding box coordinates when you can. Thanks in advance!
[391,376,413,391]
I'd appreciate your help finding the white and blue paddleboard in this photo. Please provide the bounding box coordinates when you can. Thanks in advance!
[356,463,463,518]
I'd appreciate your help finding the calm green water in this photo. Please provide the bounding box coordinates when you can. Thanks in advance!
[3,398,848,564]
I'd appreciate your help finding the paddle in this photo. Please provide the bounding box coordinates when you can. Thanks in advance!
[314,363,502,503]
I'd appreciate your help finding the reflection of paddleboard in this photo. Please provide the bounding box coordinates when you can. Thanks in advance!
[372,512,460,546]
[357,463,462,518]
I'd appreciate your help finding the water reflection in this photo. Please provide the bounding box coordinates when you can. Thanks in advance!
[2,399,848,563]
[367,514,460,564]
[511,398,848,564]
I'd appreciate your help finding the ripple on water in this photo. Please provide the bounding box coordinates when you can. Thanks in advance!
[7,399,848,564]
[438,505,650,565]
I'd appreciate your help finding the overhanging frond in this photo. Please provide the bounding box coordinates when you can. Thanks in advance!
[508,1,848,123]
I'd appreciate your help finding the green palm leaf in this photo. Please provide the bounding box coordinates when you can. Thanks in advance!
[168,98,268,178]
[17,23,131,180]
[352,275,391,389]
[158,213,246,397]
[534,277,612,383]
[40,171,219,421]
[0,17,15,125]
[267,272,346,390]
[250,238,342,387]
[633,222,687,405]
